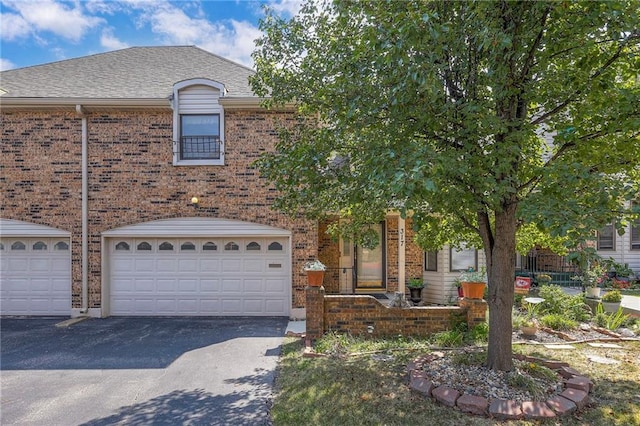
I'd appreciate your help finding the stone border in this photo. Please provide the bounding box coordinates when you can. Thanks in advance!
[407,354,593,420]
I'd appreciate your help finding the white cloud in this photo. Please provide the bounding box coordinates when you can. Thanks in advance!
[266,0,302,17]
[2,0,103,41]
[0,12,31,40]
[130,1,260,67]
[0,58,17,70]
[100,28,129,50]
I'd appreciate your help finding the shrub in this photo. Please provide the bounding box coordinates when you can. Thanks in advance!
[538,285,591,322]
[602,290,622,303]
[540,314,577,331]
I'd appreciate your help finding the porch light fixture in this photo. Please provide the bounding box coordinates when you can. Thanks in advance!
[191,196,199,206]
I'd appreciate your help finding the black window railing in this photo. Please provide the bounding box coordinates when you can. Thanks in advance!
[180,135,221,160]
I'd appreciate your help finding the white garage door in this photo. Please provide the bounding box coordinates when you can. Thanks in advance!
[0,238,72,316]
[109,237,290,316]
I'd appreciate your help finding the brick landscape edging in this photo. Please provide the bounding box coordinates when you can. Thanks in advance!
[407,354,593,420]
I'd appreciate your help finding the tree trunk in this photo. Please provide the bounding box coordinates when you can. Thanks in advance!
[482,203,518,371]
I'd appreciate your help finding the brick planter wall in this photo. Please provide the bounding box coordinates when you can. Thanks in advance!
[305,287,487,339]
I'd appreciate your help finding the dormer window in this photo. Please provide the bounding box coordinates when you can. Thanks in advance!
[180,114,221,160]
[173,79,226,166]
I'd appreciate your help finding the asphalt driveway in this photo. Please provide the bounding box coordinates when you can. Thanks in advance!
[0,316,288,425]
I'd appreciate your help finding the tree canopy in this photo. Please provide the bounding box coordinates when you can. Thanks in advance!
[251,0,640,370]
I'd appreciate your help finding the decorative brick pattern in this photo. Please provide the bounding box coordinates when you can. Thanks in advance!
[1,109,316,310]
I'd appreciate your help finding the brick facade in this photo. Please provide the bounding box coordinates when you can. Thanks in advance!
[304,287,488,339]
[1,108,317,310]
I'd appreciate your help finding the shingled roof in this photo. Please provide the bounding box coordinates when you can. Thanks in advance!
[0,46,256,100]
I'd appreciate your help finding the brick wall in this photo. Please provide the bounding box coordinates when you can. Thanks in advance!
[1,109,317,310]
[305,288,487,339]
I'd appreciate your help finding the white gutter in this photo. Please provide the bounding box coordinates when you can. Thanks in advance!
[76,104,89,314]
[1,97,171,108]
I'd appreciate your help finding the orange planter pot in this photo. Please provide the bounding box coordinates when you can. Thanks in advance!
[306,270,325,287]
[461,281,486,299]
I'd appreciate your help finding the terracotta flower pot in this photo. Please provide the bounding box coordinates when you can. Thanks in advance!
[461,281,486,299]
[306,270,325,287]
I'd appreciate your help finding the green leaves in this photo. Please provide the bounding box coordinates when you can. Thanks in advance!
[252,0,640,247]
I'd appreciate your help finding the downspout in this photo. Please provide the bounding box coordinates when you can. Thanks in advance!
[398,216,406,295]
[76,104,89,314]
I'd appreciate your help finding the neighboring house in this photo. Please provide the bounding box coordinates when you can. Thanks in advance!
[3,47,636,318]
[1,46,316,318]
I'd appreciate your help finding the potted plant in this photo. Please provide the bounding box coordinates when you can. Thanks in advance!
[536,273,552,286]
[572,262,605,298]
[459,268,486,299]
[304,260,326,287]
[601,289,622,313]
[407,278,425,304]
[519,297,543,336]
[453,278,464,298]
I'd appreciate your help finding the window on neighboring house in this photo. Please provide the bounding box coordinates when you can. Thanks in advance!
[450,246,478,272]
[597,223,615,250]
[172,79,225,166]
[424,251,437,271]
[180,114,221,160]
[631,218,640,250]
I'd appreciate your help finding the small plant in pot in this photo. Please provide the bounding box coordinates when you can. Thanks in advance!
[459,267,487,299]
[304,260,327,287]
[601,289,622,313]
[407,278,425,305]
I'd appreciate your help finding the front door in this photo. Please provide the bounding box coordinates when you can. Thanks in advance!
[338,222,386,293]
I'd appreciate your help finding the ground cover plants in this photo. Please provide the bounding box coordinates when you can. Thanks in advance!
[271,332,640,425]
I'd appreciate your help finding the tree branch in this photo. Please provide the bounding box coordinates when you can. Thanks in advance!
[531,32,639,126]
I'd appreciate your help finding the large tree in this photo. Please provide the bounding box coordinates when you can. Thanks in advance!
[251,0,640,370]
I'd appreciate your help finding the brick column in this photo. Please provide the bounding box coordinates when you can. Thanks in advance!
[306,285,325,340]
[459,298,488,328]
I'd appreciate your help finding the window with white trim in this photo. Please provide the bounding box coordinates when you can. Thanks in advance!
[597,223,615,250]
[424,251,437,271]
[180,114,221,160]
[631,219,640,250]
[450,246,478,272]
[172,79,226,166]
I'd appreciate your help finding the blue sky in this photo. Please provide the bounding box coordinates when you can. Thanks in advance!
[0,0,301,71]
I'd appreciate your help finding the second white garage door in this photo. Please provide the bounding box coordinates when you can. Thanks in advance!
[108,237,290,316]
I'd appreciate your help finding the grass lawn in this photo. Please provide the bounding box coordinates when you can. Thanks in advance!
[270,336,640,425]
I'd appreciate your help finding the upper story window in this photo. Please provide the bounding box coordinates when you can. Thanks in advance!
[173,79,226,166]
[597,223,615,250]
[180,115,221,160]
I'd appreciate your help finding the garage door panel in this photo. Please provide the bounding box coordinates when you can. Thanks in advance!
[135,279,155,292]
[265,299,286,314]
[222,299,242,314]
[177,279,198,292]
[200,259,220,272]
[221,279,241,292]
[156,259,177,272]
[243,259,264,272]
[244,279,263,292]
[265,278,286,292]
[30,279,51,292]
[243,299,264,314]
[200,299,221,313]
[8,258,28,272]
[1,237,71,316]
[178,259,198,272]
[109,236,289,316]
[134,259,155,272]
[29,258,51,272]
[200,279,220,292]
